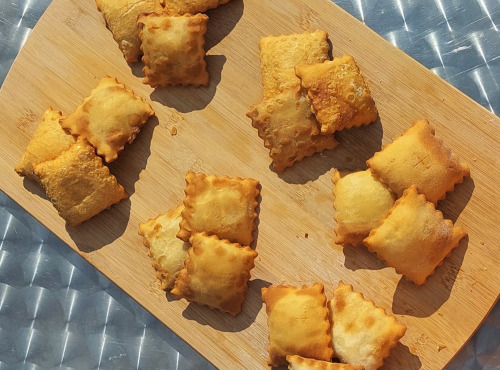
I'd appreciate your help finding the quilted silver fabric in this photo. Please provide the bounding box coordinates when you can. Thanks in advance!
[0,0,498,368]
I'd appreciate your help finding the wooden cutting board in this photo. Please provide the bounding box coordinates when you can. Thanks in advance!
[1,0,499,368]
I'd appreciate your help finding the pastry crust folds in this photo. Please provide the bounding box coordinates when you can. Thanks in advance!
[163,0,231,14]
[329,282,406,370]
[295,56,378,134]
[367,119,470,203]
[15,107,75,181]
[33,139,127,226]
[138,205,190,290]
[95,0,163,62]
[60,76,154,163]
[261,283,333,367]
[247,89,338,173]
[287,355,364,370]
[332,169,395,246]
[170,232,257,316]
[177,171,260,246]
[259,31,330,99]
[138,12,209,87]
[363,186,467,285]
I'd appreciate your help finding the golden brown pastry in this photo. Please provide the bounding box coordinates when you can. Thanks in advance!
[287,355,364,370]
[261,283,333,367]
[138,205,190,290]
[162,0,231,14]
[60,76,154,163]
[177,171,260,246]
[367,119,470,203]
[247,89,339,172]
[328,282,406,370]
[332,169,395,246]
[363,185,467,285]
[170,232,258,315]
[259,31,330,98]
[295,56,378,134]
[15,107,75,181]
[137,12,209,87]
[33,139,127,226]
[95,0,163,62]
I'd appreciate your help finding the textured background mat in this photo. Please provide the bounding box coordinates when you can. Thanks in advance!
[0,0,498,368]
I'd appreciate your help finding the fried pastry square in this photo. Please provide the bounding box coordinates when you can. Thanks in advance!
[138,12,209,87]
[332,169,395,246]
[259,31,330,99]
[366,119,470,203]
[261,283,333,367]
[287,355,363,370]
[177,171,260,246]
[170,232,257,316]
[95,0,163,62]
[15,107,75,181]
[295,56,378,134]
[33,139,127,226]
[329,282,406,370]
[163,0,231,14]
[247,89,339,173]
[60,76,154,163]
[363,186,467,285]
[138,205,190,290]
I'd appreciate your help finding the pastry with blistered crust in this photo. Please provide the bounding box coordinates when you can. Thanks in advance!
[295,55,378,134]
[170,232,258,316]
[138,205,190,290]
[60,76,154,163]
[95,0,163,62]
[366,119,470,203]
[261,283,333,367]
[363,185,467,285]
[138,12,209,87]
[162,0,232,14]
[177,171,260,246]
[15,107,75,181]
[33,139,127,226]
[259,31,330,99]
[328,282,406,370]
[332,169,395,246]
[247,89,338,173]
[287,355,364,370]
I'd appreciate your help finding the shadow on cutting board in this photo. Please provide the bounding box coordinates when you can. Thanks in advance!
[204,0,244,51]
[342,243,387,271]
[178,278,270,332]
[392,236,469,318]
[437,176,475,224]
[381,341,422,369]
[150,55,226,113]
[67,116,158,253]
[278,118,384,185]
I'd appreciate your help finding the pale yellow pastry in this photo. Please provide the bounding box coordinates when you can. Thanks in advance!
[261,283,333,367]
[138,205,190,290]
[138,12,209,87]
[162,0,232,14]
[177,171,260,246]
[367,119,470,203]
[170,232,258,316]
[33,139,127,226]
[60,76,154,163]
[247,89,338,172]
[287,355,364,370]
[295,56,378,134]
[363,186,467,285]
[332,169,395,246]
[329,282,406,370]
[95,0,163,62]
[15,107,75,181]
[259,31,330,98]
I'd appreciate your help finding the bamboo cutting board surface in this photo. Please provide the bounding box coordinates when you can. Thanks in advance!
[1,0,499,368]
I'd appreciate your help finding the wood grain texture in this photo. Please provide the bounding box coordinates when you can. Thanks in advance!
[0,0,499,369]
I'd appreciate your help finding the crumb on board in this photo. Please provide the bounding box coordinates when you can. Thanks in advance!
[304,232,309,238]
[170,126,177,136]
[437,343,447,351]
